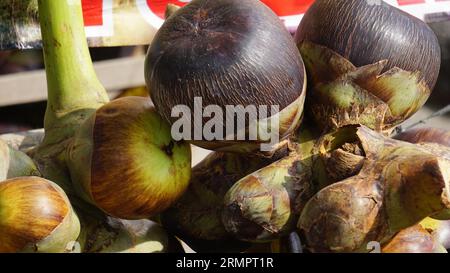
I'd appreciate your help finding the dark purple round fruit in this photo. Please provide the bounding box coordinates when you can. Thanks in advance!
[145,0,306,154]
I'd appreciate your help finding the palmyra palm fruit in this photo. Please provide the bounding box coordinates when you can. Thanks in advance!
[66,96,192,220]
[0,177,80,253]
[34,0,110,196]
[295,0,440,133]
[146,0,306,155]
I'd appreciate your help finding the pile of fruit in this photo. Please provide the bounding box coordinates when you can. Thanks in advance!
[1,0,450,253]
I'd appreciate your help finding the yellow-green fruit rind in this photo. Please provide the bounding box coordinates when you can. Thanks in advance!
[66,113,96,203]
[0,140,40,181]
[21,204,80,253]
[222,154,313,243]
[0,177,80,253]
[67,96,191,219]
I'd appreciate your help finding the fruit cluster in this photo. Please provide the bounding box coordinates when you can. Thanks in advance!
[1,0,449,253]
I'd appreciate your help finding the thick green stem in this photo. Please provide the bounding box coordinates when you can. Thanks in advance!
[38,0,109,131]
[34,0,108,197]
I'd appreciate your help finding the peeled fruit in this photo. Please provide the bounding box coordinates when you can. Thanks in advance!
[66,96,191,219]
[0,176,80,253]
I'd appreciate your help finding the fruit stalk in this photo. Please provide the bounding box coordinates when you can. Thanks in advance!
[34,0,109,193]
[220,125,325,243]
[38,0,108,125]
[298,126,450,253]
[161,152,281,252]
[34,0,191,221]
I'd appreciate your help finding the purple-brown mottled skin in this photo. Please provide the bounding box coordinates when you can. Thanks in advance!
[145,0,305,143]
[395,127,450,147]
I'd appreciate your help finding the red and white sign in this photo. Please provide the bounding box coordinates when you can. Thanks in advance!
[80,0,450,38]
[82,0,113,37]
